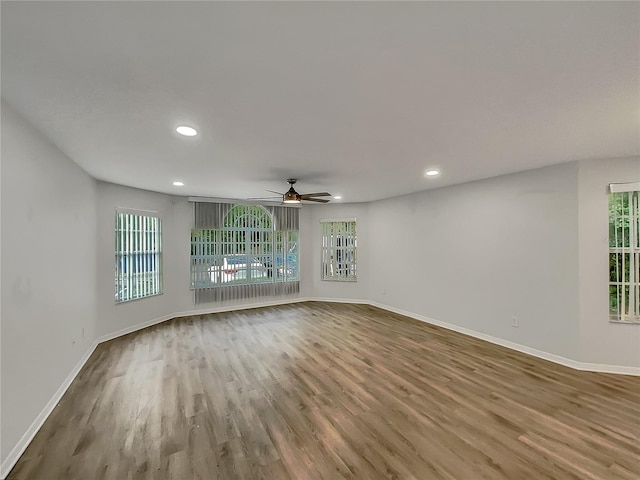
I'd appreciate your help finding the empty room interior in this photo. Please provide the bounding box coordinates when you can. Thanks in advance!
[1,1,639,479]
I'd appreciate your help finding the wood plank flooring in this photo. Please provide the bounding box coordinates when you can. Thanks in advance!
[8,302,640,479]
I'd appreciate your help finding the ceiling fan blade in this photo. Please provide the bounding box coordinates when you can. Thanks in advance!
[266,190,284,195]
[300,192,331,198]
[247,196,281,200]
[302,197,330,203]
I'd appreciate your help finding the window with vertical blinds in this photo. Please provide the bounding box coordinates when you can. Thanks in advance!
[321,219,357,281]
[191,202,299,304]
[609,183,640,323]
[115,211,162,303]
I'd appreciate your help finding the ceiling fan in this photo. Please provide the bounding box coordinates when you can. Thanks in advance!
[254,179,332,204]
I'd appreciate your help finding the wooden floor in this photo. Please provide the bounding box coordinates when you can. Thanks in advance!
[8,302,640,479]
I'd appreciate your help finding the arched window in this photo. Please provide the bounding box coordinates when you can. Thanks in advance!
[190,203,299,303]
[223,204,272,229]
[219,205,274,283]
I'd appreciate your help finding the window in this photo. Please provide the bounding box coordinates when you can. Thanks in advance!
[609,184,640,323]
[115,211,162,302]
[190,203,299,303]
[321,219,357,281]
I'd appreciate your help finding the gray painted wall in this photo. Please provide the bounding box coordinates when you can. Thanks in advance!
[95,182,192,338]
[1,102,638,474]
[301,203,371,302]
[1,102,98,463]
[367,162,581,360]
[578,157,640,366]
[95,185,308,338]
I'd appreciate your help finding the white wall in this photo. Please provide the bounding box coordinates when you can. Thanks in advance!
[95,187,371,338]
[94,187,371,339]
[301,203,370,302]
[0,102,98,466]
[99,160,640,369]
[578,157,640,367]
[95,185,308,339]
[95,182,192,338]
[368,163,581,361]
[2,125,638,477]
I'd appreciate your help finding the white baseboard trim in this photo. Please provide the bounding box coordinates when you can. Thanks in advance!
[3,297,638,479]
[96,297,371,346]
[171,297,314,319]
[0,341,99,480]
[306,297,370,305]
[96,297,314,345]
[96,313,177,344]
[368,300,640,377]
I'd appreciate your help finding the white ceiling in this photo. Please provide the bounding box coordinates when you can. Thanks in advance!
[2,1,638,203]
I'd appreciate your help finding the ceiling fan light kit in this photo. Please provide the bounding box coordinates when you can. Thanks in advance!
[283,185,301,204]
[255,179,332,205]
[249,178,331,204]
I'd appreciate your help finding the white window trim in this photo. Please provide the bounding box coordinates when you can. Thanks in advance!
[190,204,300,291]
[609,182,640,194]
[608,188,640,324]
[319,217,357,223]
[115,207,162,218]
[115,209,163,303]
[188,196,299,208]
[320,218,357,282]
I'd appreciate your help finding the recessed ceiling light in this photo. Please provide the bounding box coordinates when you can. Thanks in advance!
[176,126,197,136]
[172,181,184,186]
[333,195,342,200]
[425,169,440,177]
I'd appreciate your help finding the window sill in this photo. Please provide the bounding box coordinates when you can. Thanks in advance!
[116,292,163,304]
[609,319,640,325]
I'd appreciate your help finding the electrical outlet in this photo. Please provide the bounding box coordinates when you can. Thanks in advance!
[511,316,518,328]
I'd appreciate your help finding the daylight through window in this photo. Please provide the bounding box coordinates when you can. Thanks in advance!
[115,211,162,303]
[609,186,640,323]
[321,219,357,281]
[190,203,299,303]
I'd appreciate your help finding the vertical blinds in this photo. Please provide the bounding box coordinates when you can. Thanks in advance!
[191,202,300,305]
[609,189,640,322]
[194,202,299,230]
[321,219,357,281]
[115,211,162,302]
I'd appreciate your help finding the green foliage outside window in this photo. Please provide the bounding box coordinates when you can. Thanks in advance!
[609,190,639,322]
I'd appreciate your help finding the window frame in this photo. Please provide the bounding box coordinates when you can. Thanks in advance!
[115,209,163,303]
[190,204,299,289]
[609,184,640,324]
[320,218,357,282]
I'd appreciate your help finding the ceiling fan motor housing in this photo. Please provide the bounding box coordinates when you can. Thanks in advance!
[283,186,300,203]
